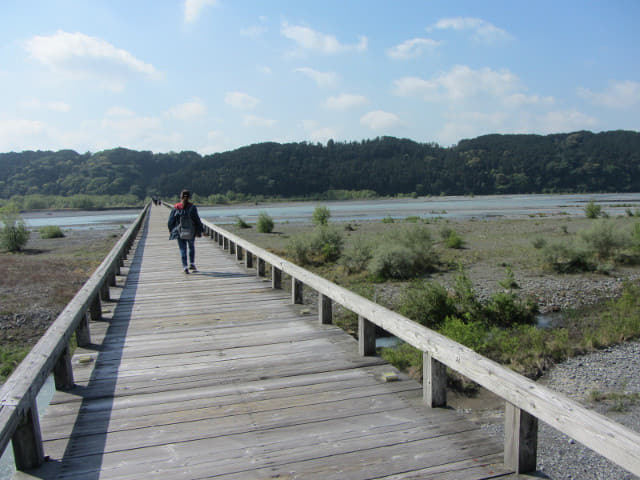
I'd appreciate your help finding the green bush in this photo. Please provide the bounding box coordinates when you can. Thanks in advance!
[632,223,640,254]
[236,217,251,228]
[286,226,343,265]
[368,244,417,280]
[584,200,602,219]
[482,291,538,328]
[381,216,395,224]
[531,236,546,249]
[398,280,456,329]
[543,242,594,273]
[340,239,374,274]
[39,225,65,239]
[445,230,464,249]
[286,234,313,265]
[256,212,274,233]
[0,206,30,252]
[312,205,331,226]
[580,219,628,261]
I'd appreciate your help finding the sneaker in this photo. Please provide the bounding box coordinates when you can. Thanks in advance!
[183,267,190,274]
[189,264,198,272]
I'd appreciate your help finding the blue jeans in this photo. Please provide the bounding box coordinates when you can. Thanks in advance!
[177,238,195,268]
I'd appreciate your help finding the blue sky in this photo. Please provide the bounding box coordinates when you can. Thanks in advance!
[1,0,639,154]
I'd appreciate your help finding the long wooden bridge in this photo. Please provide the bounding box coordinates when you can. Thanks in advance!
[2,204,640,479]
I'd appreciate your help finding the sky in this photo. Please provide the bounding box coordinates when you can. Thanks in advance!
[1,0,639,155]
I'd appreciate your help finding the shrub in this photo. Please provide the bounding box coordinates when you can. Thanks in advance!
[256,212,274,233]
[381,216,395,223]
[39,225,65,239]
[312,205,331,226]
[482,291,538,328]
[0,206,30,252]
[445,230,464,249]
[543,242,594,273]
[580,219,628,261]
[286,234,313,265]
[340,238,373,273]
[584,200,602,219]
[531,236,546,249]
[236,217,251,228]
[286,226,343,265]
[398,280,456,328]
[632,223,640,254]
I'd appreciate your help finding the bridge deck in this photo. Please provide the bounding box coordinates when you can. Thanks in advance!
[17,206,517,479]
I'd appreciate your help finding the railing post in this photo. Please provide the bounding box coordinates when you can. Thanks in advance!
[358,316,376,356]
[292,278,303,304]
[100,279,110,301]
[319,294,332,324]
[89,295,102,322]
[75,312,91,347]
[236,245,243,261]
[257,258,266,277]
[245,251,254,269]
[223,237,229,250]
[53,345,74,390]
[423,351,447,407]
[218,235,223,247]
[229,241,236,255]
[504,402,538,473]
[272,266,282,289]
[12,403,45,470]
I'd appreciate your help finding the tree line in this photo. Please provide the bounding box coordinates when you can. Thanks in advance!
[1,130,639,201]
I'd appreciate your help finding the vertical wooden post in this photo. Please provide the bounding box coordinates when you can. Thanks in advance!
[504,402,538,473]
[75,313,91,347]
[218,235,223,246]
[100,279,110,301]
[53,345,74,390]
[229,241,236,255]
[292,279,303,304]
[89,295,102,322]
[358,316,376,356]
[12,403,45,470]
[245,252,254,269]
[423,351,447,407]
[319,294,332,324]
[257,258,266,277]
[272,266,282,289]
[236,245,243,261]
[223,237,229,250]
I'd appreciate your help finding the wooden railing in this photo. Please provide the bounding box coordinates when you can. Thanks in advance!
[0,203,150,471]
[200,217,640,476]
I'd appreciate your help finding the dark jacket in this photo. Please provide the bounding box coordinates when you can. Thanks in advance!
[168,202,204,240]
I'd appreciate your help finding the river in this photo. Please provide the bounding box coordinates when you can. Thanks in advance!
[21,193,640,230]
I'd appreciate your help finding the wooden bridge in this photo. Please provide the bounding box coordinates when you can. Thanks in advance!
[2,204,640,479]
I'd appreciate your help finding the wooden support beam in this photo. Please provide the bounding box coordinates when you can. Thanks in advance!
[53,345,74,390]
[504,402,538,473]
[292,278,303,304]
[236,245,243,261]
[229,241,236,255]
[245,252,253,269]
[319,294,332,324]
[257,258,266,277]
[75,313,91,347]
[12,404,44,471]
[89,295,102,322]
[423,351,447,407]
[272,266,282,289]
[358,316,376,356]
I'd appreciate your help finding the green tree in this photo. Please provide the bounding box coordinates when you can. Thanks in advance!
[0,204,30,252]
[312,205,331,226]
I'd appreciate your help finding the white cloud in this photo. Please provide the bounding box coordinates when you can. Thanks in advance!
[225,92,260,110]
[326,93,368,110]
[241,25,267,37]
[258,66,273,74]
[184,0,218,23]
[101,116,161,134]
[310,127,338,143]
[393,66,527,104]
[539,110,598,132]
[360,110,400,130]
[243,115,276,127]
[387,38,441,59]
[431,17,511,43]
[24,30,159,90]
[281,22,367,54]
[295,67,339,88]
[0,119,46,149]
[166,100,207,119]
[106,106,136,117]
[21,98,71,112]
[578,80,640,109]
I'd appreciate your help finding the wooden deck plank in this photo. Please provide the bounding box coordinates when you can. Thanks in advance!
[17,205,512,480]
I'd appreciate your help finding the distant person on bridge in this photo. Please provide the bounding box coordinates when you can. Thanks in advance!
[168,189,204,274]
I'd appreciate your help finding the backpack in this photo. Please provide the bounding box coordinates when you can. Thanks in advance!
[178,207,195,240]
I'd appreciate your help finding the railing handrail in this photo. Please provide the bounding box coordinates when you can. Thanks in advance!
[0,203,151,464]
[201,217,640,476]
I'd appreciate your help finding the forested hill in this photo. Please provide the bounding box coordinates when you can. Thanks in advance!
[1,130,639,200]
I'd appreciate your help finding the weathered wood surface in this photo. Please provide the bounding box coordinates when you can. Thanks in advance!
[15,205,515,479]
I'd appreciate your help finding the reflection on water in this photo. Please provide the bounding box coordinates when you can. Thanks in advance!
[21,193,640,230]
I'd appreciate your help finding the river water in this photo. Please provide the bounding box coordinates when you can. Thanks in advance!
[21,193,640,230]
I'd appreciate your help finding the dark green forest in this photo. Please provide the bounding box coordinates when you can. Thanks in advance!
[1,130,639,201]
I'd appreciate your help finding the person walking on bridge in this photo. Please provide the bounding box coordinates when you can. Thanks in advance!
[168,189,204,274]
